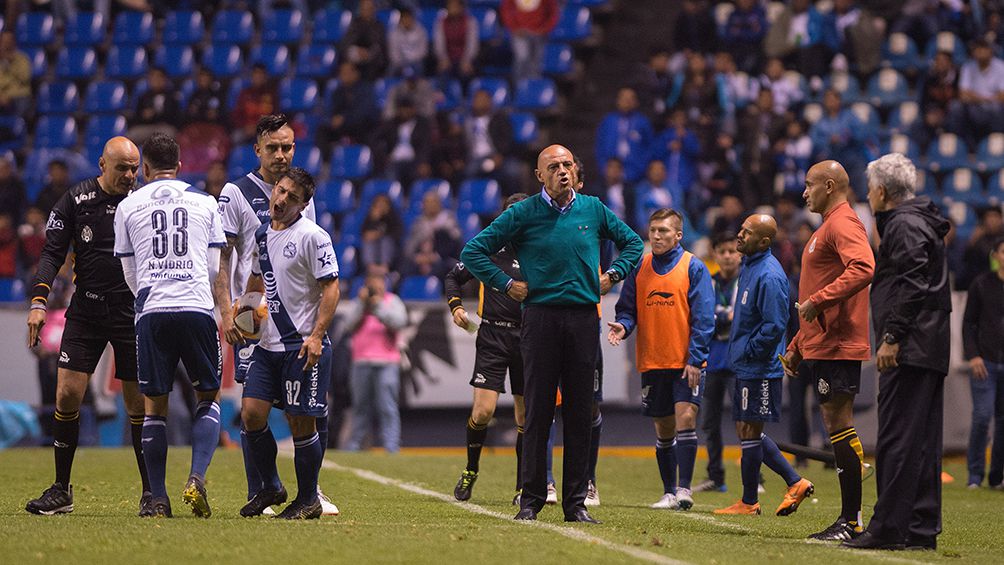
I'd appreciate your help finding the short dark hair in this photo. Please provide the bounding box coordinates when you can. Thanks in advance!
[711,231,738,249]
[280,167,316,202]
[141,133,180,171]
[649,208,683,227]
[574,156,585,186]
[48,159,68,170]
[256,113,290,140]
[503,192,529,209]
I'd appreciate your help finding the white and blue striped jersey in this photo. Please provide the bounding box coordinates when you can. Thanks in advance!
[219,171,317,298]
[113,179,226,317]
[251,217,338,352]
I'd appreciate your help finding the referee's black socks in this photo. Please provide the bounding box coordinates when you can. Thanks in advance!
[129,414,152,494]
[53,409,80,487]
[466,417,488,473]
[830,426,863,527]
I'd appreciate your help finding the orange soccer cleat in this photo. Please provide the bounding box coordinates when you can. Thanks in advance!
[713,500,761,515]
[776,478,814,516]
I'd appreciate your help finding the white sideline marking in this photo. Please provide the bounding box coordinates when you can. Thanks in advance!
[320,459,690,565]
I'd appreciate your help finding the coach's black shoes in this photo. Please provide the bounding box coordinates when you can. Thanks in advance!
[453,470,478,501]
[808,518,862,542]
[139,491,152,515]
[240,485,288,517]
[841,531,905,550]
[514,508,537,520]
[139,496,173,518]
[565,509,601,524]
[25,483,74,515]
[275,498,322,520]
[182,475,211,518]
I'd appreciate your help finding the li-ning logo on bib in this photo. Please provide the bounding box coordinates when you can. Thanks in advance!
[808,237,817,254]
[645,290,676,307]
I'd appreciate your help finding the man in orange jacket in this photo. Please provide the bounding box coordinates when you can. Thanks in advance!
[783,160,875,542]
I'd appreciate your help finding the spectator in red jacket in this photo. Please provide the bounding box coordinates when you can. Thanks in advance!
[231,64,278,144]
[435,0,481,82]
[501,0,559,84]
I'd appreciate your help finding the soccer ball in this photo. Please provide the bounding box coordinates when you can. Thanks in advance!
[232,292,267,339]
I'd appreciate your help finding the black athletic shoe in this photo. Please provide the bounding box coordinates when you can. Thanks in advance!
[139,496,173,518]
[240,486,288,517]
[139,491,152,515]
[275,498,322,520]
[453,470,478,501]
[808,518,862,541]
[26,483,74,515]
[182,475,211,518]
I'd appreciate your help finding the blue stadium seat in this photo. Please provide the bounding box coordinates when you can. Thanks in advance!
[514,78,558,112]
[549,6,592,42]
[542,42,573,76]
[250,44,291,76]
[914,169,939,198]
[37,82,80,114]
[55,47,98,80]
[801,102,823,126]
[945,201,977,239]
[941,168,984,205]
[374,77,402,109]
[211,10,254,45]
[83,81,127,114]
[339,209,365,247]
[296,44,337,78]
[262,9,305,44]
[460,212,483,242]
[822,72,861,104]
[510,112,539,145]
[24,47,47,79]
[865,69,911,108]
[313,9,352,43]
[881,32,920,73]
[377,8,400,30]
[360,179,404,209]
[886,101,920,136]
[280,78,319,113]
[106,45,149,80]
[987,170,1004,205]
[335,244,357,281]
[468,77,509,107]
[924,31,966,66]
[925,133,970,172]
[319,179,356,216]
[0,278,25,304]
[163,10,205,45]
[458,178,501,215]
[154,45,195,79]
[0,117,26,153]
[399,276,443,301]
[113,11,154,45]
[292,143,323,177]
[469,7,499,41]
[64,12,105,46]
[436,79,464,112]
[409,178,452,213]
[419,7,443,36]
[227,144,258,178]
[330,144,373,179]
[976,133,1004,173]
[881,134,921,162]
[34,116,78,149]
[849,102,880,133]
[84,115,127,162]
[16,12,54,47]
[202,45,244,79]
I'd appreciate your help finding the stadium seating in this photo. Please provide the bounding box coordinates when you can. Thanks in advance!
[942,168,984,205]
[987,170,1004,205]
[250,44,291,76]
[202,44,245,79]
[468,77,509,107]
[339,209,365,247]
[374,77,403,109]
[436,80,464,112]
[154,45,196,79]
[470,7,500,41]
[409,178,452,213]
[0,116,26,153]
[113,11,154,45]
[865,69,911,109]
[163,10,205,45]
[296,44,337,78]
[550,6,592,42]
[16,12,54,47]
[945,200,977,238]
[924,31,966,66]
[262,9,305,44]
[976,134,1004,173]
[0,278,26,304]
[84,115,127,162]
[335,244,357,281]
[37,82,80,115]
[510,112,540,145]
[419,7,443,36]
[55,47,98,81]
[24,47,47,79]
[64,12,105,46]
[460,212,483,242]
[849,102,880,133]
[822,72,861,104]
[543,42,574,76]
[319,179,356,216]
[802,103,823,125]
[399,276,443,301]
[313,9,353,44]
[377,8,401,30]
[279,78,319,114]
[881,32,921,73]
[106,45,149,80]
[227,144,258,178]
[34,116,78,150]
[83,81,128,114]
[886,101,920,137]
[211,10,255,45]
[514,78,558,113]
[292,143,323,177]
[881,134,921,161]
[926,133,970,172]
[331,144,373,180]
[360,179,404,210]
[458,178,501,215]
[915,169,939,198]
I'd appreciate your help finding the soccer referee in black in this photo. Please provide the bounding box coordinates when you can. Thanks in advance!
[461,145,643,522]
[25,137,150,515]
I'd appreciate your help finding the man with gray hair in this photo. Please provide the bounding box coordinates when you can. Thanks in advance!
[843,153,951,551]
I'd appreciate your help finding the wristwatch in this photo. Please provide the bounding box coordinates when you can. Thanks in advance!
[882,332,898,345]
[605,269,622,283]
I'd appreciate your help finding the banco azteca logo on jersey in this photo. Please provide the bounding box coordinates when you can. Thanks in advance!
[645,289,676,307]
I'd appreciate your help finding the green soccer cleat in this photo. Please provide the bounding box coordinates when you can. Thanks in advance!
[454,470,478,501]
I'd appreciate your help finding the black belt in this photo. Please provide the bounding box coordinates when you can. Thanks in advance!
[78,290,133,305]
[482,319,519,329]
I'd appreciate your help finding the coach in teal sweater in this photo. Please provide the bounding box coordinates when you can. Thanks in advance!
[461,145,643,523]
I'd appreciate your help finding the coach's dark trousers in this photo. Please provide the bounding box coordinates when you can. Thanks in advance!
[700,370,733,485]
[519,304,599,517]
[867,364,945,544]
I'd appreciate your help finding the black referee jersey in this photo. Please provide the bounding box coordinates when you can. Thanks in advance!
[445,245,521,324]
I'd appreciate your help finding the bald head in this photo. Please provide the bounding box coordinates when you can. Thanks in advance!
[98,136,140,195]
[535,145,577,203]
[737,213,777,255]
[803,160,850,214]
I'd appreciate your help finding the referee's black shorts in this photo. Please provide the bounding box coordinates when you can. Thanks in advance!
[800,359,861,404]
[58,292,137,381]
[471,321,523,396]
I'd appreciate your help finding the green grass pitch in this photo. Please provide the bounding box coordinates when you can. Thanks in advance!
[1,447,1002,564]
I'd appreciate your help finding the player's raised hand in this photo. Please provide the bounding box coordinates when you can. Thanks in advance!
[507,281,528,302]
[26,308,45,348]
[220,309,246,346]
[452,307,470,329]
[607,322,626,346]
[299,334,323,372]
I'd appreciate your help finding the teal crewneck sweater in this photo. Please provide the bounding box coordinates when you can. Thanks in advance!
[460,191,644,306]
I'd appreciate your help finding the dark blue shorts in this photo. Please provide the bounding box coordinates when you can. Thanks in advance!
[136,312,222,397]
[242,345,331,417]
[732,378,783,423]
[233,339,259,384]
[641,369,705,418]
